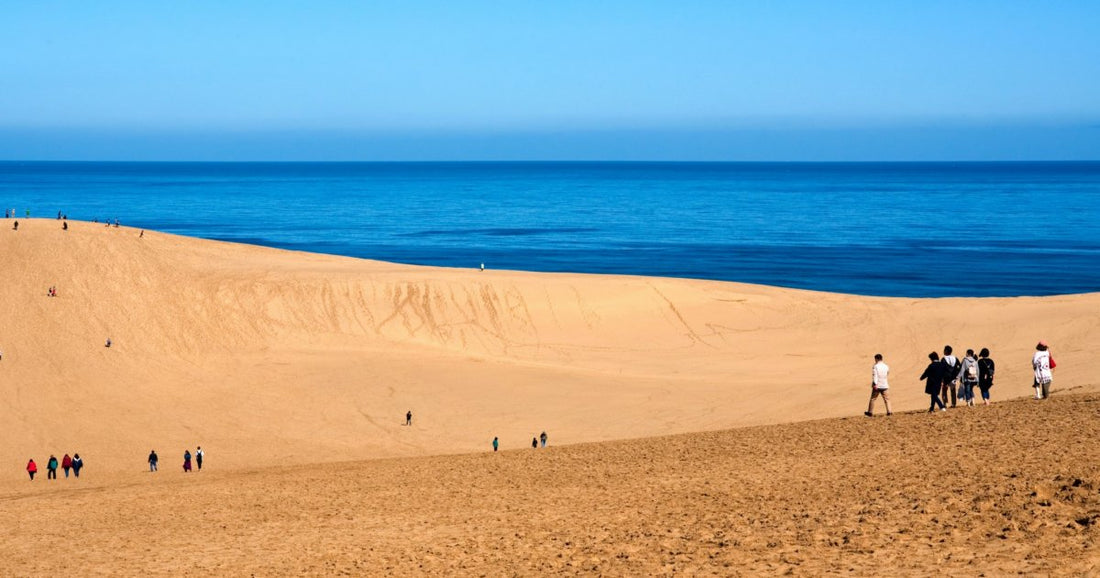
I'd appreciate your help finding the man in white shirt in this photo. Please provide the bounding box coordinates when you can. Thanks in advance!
[865,353,893,417]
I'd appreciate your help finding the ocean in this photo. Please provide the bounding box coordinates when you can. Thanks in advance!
[2,161,1098,297]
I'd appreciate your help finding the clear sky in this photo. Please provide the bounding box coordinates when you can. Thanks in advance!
[2,2,1099,160]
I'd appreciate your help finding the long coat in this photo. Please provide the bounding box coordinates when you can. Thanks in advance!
[920,361,946,395]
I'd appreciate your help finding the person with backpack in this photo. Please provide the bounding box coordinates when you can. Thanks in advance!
[940,345,960,408]
[62,454,73,478]
[27,459,38,480]
[977,348,995,405]
[1033,341,1055,399]
[921,352,948,412]
[864,353,893,417]
[46,455,59,480]
[958,350,980,407]
[71,454,84,478]
[492,437,499,452]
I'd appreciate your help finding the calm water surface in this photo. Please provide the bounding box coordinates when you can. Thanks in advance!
[1,161,1098,297]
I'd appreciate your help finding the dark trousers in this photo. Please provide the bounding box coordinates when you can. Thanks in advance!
[47,468,57,479]
[197,457,203,470]
[941,381,957,407]
[929,394,946,411]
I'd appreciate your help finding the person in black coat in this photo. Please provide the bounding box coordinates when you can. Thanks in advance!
[920,351,948,412]
[977,348,995,406]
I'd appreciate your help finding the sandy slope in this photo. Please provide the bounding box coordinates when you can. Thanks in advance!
[1,218,1098,478]
[0,393,1097,576]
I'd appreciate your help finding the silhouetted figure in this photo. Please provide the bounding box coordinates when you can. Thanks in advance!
[540,431,548,448]
[183,450,192,472]
[492,437,499,452]
[12,221,18,230]
[148,450,159,472]
[72,454,84,477]
[532,437,538,449]
[196,446,204,470]
[406,411,412,426]
[105,338,112,348]
[62,221,68,230]
[140,230,144,238]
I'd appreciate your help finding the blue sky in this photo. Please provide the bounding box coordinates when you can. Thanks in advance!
[2,2,1098,160]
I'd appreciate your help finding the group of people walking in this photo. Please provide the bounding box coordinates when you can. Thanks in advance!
[148,447,204,473]
[866,341,1057,417]
[26,454,83,480]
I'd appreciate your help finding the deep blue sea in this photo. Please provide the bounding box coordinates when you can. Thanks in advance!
[2,161,1098,297]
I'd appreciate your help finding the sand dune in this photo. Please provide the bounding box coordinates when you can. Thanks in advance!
[0,393,1097,575]
[1,218,1098,478]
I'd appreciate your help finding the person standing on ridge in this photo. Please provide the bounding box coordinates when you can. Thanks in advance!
[1033,341,1055,399]
[148,450,159,472]
[540,431,548,447]
[492,437,499,452]
[406,411,412,426]
[941,345,960,408]
[195,447,204,471]
[977,348,995,405]
[27,459,37,480]
[531,437,538,449]
[46,455,59,480]
[920,352,948,412]
[864,354,893,417]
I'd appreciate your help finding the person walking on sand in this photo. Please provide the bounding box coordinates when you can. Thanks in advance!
[921,352,948,412]
[492,437,499,452]
[12,220,17,230]
[941,345,960,408]
[958,349,980,407]
[105,338,112,348]
[540,431,548,447]
[195,446,204,471]
[1033,341,1055,399]
[148,450,159,472]
[47,455,59,480]
[183,450,192,472]
[406,411,412,426]
[71,454,83,478]
[977,348,995,405]
[27,459,37,480]
[531,437,538,449]
[864,353,893,417]
[62,454,72,478]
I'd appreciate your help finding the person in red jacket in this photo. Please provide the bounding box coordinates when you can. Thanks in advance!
[26,459,37,480]
[62,454,73,478]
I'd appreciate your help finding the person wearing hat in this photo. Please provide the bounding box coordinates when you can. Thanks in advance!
[1032,341,1055,399]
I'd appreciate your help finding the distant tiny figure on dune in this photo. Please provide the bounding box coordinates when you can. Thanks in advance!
[921,352,948,412]
[12,221,18,230]
[406,411,412,426]
[57,211,62,220]
[540,431,548,447]
[480,263,485,272]
[864,354,892,417]
[62,454,72,478]
[46,455,58,480]
[105,338,112,348]
[62,221,68,230]
[72,454,83,477]
[148,450,158,472]
[26,459,37,480]
[140,230,144,238]
[978,348,995,405]
[114,219,119,228]
[492,437,499,452]
[1033,341,1055,399]
[196,446,204,470]
[183,450,192,472]
[531,437,538,449]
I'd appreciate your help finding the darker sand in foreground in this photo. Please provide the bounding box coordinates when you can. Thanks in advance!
[1,393,1097,576]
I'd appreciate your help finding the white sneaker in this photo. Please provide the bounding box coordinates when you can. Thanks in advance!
[940,408,947,412]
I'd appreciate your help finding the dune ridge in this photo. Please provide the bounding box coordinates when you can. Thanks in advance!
[1,218,1098,475]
